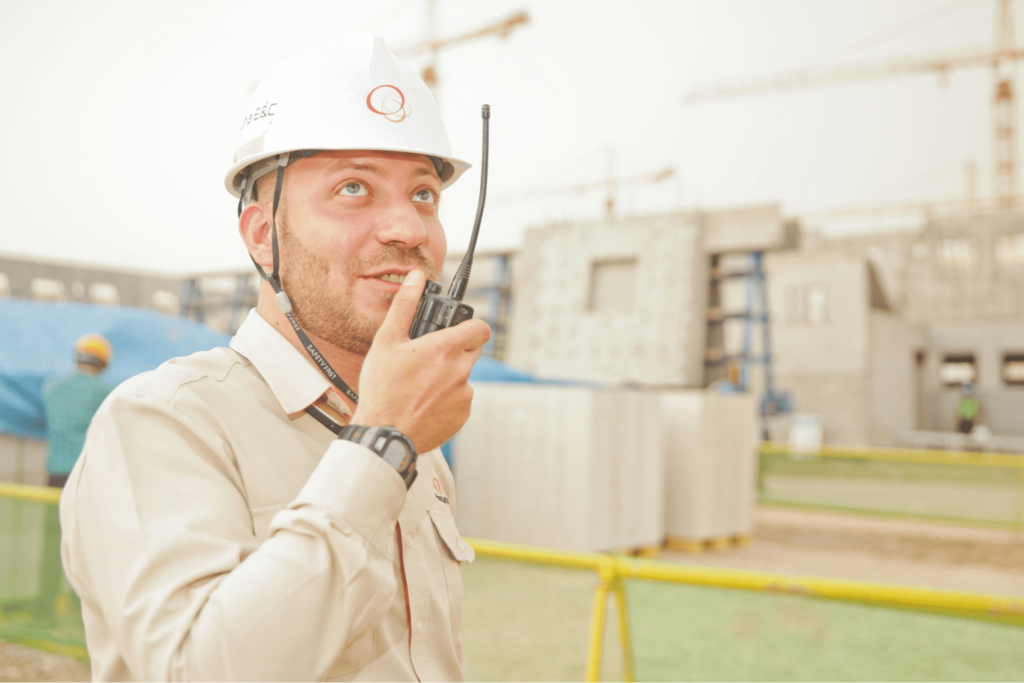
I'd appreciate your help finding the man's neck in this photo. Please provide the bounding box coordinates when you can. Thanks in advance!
[256,287,364,412]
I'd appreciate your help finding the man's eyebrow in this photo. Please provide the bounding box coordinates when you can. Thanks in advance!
[326,160,389,177]
[324,159,439,180]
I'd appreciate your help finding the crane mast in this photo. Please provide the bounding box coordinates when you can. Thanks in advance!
[686,0,1021,207]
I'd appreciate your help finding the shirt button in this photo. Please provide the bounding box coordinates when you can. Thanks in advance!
[406,535,415,548]
[416,620,423,633]
[457,540,466,551]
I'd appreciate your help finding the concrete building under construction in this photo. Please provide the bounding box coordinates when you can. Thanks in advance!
[495,203,1024,448]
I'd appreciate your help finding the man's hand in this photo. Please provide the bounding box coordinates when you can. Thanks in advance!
[351,269,491,455]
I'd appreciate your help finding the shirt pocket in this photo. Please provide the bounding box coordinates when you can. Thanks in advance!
[428,509,474,643]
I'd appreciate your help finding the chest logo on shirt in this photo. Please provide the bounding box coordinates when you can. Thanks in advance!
[432,478,449,505]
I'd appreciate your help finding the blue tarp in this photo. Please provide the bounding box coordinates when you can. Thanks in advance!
[467,355,538,383]
[1,299,547,442]
[0,299,231,440]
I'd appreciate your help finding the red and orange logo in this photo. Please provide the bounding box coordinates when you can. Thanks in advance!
[433,478,442,494]
[366,85,408,123]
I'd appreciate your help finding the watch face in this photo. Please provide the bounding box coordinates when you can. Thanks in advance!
[381,438,412,472]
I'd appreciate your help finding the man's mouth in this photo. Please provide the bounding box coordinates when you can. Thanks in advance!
[373,273,407,285]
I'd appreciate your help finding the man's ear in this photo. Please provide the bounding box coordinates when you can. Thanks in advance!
[239,202,274,270]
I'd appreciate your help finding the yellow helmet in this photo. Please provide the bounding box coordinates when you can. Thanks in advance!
[75,333,112,369]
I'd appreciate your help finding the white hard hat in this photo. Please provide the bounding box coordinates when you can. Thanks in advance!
[224,34,471,199]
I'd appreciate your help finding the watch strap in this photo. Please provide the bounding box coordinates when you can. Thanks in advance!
[338,425,418,490]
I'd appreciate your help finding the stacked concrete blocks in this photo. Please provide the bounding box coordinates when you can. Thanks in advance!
[452,383,665,553]
[661,391,757,551]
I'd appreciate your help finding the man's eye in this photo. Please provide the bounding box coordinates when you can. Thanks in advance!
[339,182,368,196]
[412,189,436,204]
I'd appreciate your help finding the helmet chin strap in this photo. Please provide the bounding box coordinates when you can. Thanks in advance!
[240,153,360,407]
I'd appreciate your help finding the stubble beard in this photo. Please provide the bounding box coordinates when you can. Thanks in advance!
[276,211,438,356]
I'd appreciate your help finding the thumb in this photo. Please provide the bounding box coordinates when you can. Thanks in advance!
[376,269,427,344]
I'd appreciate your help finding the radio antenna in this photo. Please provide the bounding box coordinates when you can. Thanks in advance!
[447,104,489,301]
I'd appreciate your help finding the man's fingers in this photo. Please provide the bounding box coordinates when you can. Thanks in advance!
[376,269,426,344]
[448,319,491,351]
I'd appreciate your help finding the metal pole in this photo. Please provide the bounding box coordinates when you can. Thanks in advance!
[613,578,636,682]
[739,253,758,391]
[585,577,611,682]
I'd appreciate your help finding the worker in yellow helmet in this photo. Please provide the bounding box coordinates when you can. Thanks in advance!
[43,333,113,487]
[19,334,113,625]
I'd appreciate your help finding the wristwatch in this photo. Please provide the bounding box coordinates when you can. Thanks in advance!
[338,425,418,490]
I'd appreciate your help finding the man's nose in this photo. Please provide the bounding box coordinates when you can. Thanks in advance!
[375,195,428,248]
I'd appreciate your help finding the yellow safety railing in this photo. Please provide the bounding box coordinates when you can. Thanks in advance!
[0,481,62,505]
[759,441,1024,469]
[6,483,1024,679]
[466,536,1024,682]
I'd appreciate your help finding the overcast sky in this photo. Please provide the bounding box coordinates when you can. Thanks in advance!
[0,0,1004,273]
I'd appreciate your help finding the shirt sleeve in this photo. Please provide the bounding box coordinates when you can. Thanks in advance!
[60,390,406,681]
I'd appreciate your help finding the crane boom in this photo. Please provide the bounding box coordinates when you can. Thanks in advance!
[684,0,1020,207]
[686,46,1024,102]
[399,10,529,57]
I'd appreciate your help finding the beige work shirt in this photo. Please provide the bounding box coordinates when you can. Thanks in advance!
[60,309,474,681]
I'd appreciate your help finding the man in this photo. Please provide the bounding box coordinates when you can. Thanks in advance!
[60,35,490,681]
[15,333,111,624]
[43,333,113,489]
[956,382,980,434]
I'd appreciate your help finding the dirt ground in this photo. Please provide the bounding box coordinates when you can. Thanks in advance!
[662,506,1024,596]
[0,642,89,682]
[5,506,1022,680]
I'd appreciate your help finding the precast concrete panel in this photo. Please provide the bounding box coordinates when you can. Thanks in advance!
[452,383,664,552]
[661,391,756,542]
[869,312,925,445]
[506,214,706,385]
[766,252,870,375]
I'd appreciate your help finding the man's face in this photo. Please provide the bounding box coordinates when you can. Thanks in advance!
[274,150,446,355]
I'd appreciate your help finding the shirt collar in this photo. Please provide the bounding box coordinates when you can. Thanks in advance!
[230,308,352,420]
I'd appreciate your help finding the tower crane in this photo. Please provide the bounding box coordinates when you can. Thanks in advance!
[500,154,676,219]
[397,1,529,92]
[686,0,1023,207]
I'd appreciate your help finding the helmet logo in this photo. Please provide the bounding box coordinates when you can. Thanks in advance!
[366,85,408,123]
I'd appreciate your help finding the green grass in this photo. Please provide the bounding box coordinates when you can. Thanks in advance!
[462,557,1024,682]
[757,453,1024,528]
[759,452,1020,485]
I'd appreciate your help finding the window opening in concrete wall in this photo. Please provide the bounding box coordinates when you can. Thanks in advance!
[89,282,120,305]
[995,233,1024,269]
[30,277,66,301]
[938,353,977,387]
[588,257,637,313]
[783,284,826,324]
[806,284,827,324]
[935,239,977,273]
[0,273,9,297]
[152,289,179,314]
[1001,352,1024,386]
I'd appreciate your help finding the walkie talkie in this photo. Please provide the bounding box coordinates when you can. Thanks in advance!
[409,104,490,339]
